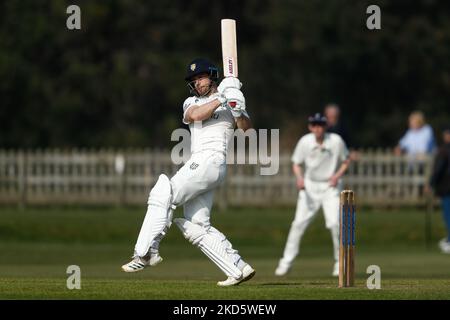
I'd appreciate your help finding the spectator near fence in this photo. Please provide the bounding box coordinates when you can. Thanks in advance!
[394,111,436,159]
[324,104,351,147]
[324,103,359,161]
[427,127,450,254]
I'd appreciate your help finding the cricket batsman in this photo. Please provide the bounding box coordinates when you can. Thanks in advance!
[275,113,351,277]
[121,58,255,286]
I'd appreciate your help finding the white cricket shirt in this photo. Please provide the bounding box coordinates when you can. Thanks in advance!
[291,132,349,182]
[182,94,243,155]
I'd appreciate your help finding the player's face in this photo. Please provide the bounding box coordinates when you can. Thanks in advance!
[191,73,212,96]
[308,123,327,140]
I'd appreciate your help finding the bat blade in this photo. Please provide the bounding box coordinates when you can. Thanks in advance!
[221,19,238,78]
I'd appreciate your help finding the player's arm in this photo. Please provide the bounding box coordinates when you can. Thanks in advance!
[329,157,351,187]
[329,137,352,186]
[292,163,305,190]
[291,139,305,190]
[184,98,223,123]
[333,157,351,179]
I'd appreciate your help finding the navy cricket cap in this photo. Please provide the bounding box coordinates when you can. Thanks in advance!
[185,58,219,82]
[308,113,328,125]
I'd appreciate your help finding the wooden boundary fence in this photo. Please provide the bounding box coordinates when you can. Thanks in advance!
[0,149,435,208]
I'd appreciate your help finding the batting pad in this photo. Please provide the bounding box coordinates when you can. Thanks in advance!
[134,174,175,257]
[174,218,243,279]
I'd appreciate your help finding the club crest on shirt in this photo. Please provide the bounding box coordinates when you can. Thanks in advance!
[190,162,199,170]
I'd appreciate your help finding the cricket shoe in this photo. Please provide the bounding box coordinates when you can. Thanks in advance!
[217,264,256,287]
[121,252,163,272]
[438,238,450,254]
[274,263,290,276]
[332,261,339,277]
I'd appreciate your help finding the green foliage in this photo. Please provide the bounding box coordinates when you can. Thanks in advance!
[1,0,450,148]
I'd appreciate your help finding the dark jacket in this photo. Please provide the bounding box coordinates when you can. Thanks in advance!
[430,143,450,196]
[327,121,353,149]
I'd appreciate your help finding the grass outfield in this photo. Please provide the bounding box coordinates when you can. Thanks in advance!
[0,206,449,299]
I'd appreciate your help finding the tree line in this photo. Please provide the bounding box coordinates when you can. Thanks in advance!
[1,0,449,150]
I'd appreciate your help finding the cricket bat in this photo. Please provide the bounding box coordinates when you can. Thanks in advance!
[221,19,238,78]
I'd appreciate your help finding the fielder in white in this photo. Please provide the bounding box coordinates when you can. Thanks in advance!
[275,113,351,277]
[121,58,255,286]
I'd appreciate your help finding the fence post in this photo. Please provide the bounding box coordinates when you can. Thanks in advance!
[17,150,27,210]
[115,151,127,206]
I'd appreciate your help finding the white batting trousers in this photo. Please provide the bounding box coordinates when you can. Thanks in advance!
[152,150,243,266]
[278,179,341,269]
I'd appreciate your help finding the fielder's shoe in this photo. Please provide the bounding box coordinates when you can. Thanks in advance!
[121,252,163,272]
[332,261,339,277]
[217,264,256,287]
[438,238,450,254]
[274,263,290,276]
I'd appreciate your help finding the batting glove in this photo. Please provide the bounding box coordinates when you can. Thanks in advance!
[218,77,242,94]
[224,88,245,104]
[211,92,227,104]
[223,88,246,117]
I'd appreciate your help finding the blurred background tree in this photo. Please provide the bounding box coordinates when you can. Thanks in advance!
[1,0,449,150]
